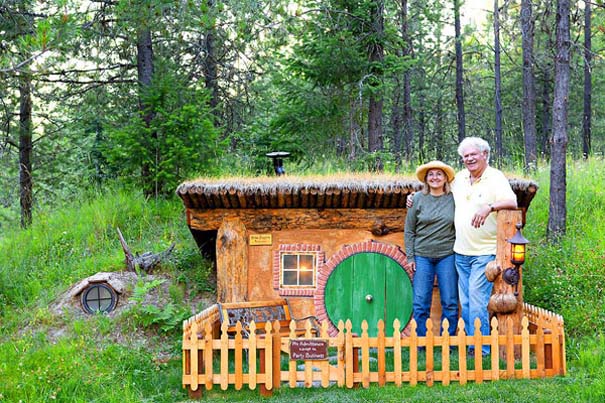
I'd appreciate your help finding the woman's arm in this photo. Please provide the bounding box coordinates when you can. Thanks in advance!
[404,195,419,271]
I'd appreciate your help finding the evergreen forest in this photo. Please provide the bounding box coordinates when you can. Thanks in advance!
[1,0,604,231]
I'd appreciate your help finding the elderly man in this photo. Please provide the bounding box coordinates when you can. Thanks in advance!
[453,137,517,356]
[407,137,517,356]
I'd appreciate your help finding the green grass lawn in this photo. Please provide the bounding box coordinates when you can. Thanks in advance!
[196,378,586,403]
[2,161,605,402]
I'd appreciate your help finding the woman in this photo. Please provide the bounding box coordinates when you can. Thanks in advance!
[404,160,458,337]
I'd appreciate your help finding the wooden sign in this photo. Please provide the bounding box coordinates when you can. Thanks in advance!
[289,339,329,360]
[249,234,272,246]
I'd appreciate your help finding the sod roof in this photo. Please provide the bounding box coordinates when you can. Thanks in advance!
[176,174,539,210]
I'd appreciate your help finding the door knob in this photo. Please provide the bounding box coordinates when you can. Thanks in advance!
[365,294,373,303]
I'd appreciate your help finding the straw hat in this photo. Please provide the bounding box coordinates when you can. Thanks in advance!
[415,160,455,183]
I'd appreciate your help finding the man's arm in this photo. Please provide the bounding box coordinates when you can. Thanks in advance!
[471,198,517,228]
[470,169,518,228]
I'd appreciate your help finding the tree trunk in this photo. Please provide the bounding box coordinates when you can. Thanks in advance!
[19,71,33,228]
[435,96,444,161]
[521,0,537,171]
[402,0,413,162]
[403,70,413,162]
[136,27,156,197]
[203,0,220,126]
[367,0,385,171]
[493,0,503,169]
[368,95,384,169]
[582,0,592,159]
[547,0,570,242]
[453,0,466,143]
[349,97,361,161]
[540,71,552,159]
[390,78,403,168]
[538,0,555,160]
[216,218,248,303]
[417,78,426,163]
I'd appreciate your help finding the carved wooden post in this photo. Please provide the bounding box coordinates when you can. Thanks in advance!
[490,209,524,358]
[216,218,248,302]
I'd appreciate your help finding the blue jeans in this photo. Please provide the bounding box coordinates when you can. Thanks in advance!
[455,253,495,355]
[412,254,458,337]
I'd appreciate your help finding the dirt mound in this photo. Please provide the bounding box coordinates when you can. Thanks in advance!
[46,271,214,348]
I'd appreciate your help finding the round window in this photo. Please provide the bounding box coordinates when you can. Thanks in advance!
[81,283,118,314]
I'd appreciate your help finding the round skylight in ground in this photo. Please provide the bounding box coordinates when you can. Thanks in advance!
[80,283,118,314]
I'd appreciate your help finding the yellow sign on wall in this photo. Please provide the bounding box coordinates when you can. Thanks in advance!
[249,234,272,246]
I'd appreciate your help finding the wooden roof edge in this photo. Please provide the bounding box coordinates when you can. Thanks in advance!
[176,176,538,195]
[511,176,538,189]
[176,176,422,195]
[175,176,539,210]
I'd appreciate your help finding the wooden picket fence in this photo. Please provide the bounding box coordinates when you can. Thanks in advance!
[182,302,565,398]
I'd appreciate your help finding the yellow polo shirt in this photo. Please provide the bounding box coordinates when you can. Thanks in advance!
[452,166,516,255]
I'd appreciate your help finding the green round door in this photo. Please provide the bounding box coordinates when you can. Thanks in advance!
[324,252,413,336]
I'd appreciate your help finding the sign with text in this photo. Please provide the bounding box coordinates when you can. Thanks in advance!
[289,338,329,360]
[249,234,272,246]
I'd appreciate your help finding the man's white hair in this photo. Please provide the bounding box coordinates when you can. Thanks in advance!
[457,137,491,162]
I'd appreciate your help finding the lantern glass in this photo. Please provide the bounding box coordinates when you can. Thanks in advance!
[508,224,529,266]
[511,243,526,265]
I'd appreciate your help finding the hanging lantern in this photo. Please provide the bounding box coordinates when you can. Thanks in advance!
[502,223,530,296]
